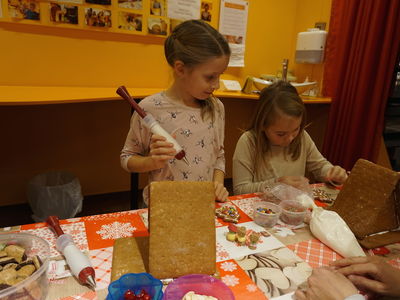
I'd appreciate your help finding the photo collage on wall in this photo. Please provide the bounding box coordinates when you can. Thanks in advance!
[1,0,215,37]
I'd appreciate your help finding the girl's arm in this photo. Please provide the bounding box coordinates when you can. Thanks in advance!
[125,134,176,173]
[213,99,228,201]
[232,132,275,195]
[121,109,175,173]
[213,169,228,202]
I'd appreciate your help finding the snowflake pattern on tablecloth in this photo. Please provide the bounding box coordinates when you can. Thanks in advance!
[220,261,237,272]
[22,222,88,257]
[273,226,295,237]
[65,217,82,223]
[232,196,262,218]
[84,210,145,221]
[222,274,239,286]
[96,221,137,240]
[246,284,258,292]
[216,242,230,262]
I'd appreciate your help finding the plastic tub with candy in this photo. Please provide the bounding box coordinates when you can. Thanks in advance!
[253,201,282,228]
[107,272,163,300]
[279,200,307,225]
[0,232,50,300]
[163,274,235,300]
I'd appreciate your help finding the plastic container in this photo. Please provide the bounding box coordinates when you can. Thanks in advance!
[279,200,307,225]
[106,273,163,300]
[253,201,282,228]
[0,232,50,300]
[163,274,234,300]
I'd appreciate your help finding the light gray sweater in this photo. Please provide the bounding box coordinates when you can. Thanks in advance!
[232,130,333,195]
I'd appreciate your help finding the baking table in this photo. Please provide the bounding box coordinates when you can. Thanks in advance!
[1,187,399,300]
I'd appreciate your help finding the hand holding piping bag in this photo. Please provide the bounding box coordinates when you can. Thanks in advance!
[46,216,96,289]
[116,86,190,166]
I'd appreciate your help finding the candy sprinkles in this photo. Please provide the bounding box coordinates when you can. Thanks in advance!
[256,207,276,215]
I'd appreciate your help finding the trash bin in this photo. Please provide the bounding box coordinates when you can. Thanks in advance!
[27,171,83,222]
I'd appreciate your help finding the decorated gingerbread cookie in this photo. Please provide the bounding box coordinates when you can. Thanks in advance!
[215,205,240,223]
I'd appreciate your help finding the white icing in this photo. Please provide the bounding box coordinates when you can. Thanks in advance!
[182,291,218,300]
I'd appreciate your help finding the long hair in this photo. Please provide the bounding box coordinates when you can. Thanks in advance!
[248,81,307,171]
[164,19,231,121]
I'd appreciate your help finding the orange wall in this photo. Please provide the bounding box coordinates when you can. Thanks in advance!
[0,0,331,88]
[0,0,332,206]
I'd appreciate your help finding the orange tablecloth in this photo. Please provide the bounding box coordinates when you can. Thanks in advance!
[1,191,399,300]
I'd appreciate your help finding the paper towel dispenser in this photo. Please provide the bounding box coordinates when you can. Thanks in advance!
[295,29,327,64]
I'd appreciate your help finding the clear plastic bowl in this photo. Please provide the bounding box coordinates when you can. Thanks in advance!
[107,272,163,300]
[0,232,50,300]
[279,200,307,225]
[253,201,282,228]
[163,274,235,300]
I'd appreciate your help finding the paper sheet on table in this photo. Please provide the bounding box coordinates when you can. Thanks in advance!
[168,0,200,20]
[219,0,249,67]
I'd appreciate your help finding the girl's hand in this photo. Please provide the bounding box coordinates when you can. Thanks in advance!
[149,134,176,169]
[277,176,309,190]
[294,268,358,300]
[214,181,228,202]
[325,166,348,185]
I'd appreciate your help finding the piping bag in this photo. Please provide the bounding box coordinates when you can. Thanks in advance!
[46,216,96,289]
[116,85,190,166]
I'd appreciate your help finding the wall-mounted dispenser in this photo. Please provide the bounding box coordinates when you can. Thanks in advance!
[295,29,327,64]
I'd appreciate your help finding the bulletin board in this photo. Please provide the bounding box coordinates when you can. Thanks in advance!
[0,0,217,36]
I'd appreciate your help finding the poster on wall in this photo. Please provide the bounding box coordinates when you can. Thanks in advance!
[0,0,215,37]
[84,8,112,27]
[148,16,168,35]
[50,3,78,24]
[8,0,40,19]
[118,12,142,31]
[167,0,200,20]
[219,0,248,67]
[200,1,211,22]
[150,0,166,16]
[118,0,142,9]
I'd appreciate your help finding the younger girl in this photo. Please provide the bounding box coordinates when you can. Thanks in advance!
[232,81,347,195]
[120,20,230,202]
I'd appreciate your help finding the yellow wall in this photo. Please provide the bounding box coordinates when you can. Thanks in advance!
[0,0,332,206]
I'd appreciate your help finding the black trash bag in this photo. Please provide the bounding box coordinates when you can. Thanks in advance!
[27,171,83,222]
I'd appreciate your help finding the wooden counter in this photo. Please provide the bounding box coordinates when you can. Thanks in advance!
[0,85,331,105]
[0,86,331,206]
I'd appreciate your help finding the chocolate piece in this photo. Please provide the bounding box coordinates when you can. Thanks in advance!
[15,259,34,270]
[16,265,36,279]
[31,255,42,270]
[5,245,26,263]
[3,263,18,270]
[0,268,17,285]
[0,257,17,266]
[0,283,11,290]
